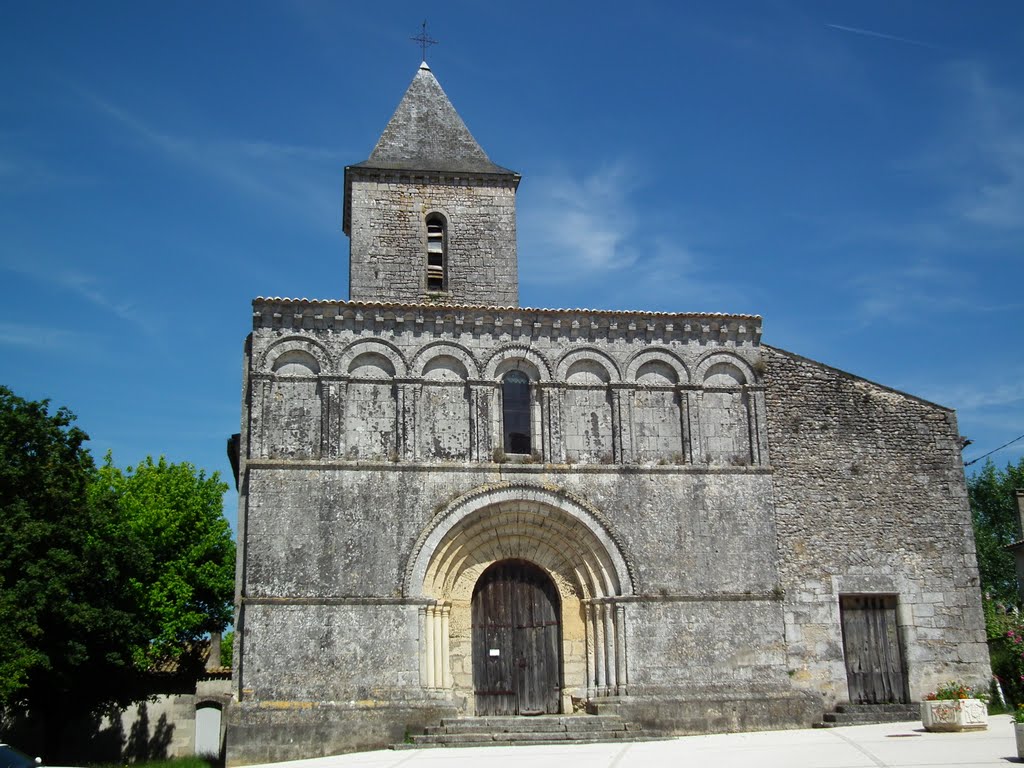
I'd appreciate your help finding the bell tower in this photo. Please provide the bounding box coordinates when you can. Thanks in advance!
[343,63,521,307]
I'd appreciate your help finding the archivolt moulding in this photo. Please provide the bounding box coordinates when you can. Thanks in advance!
[404,483,635,601]
[259,335,333,374]
[338,338,408,378]
[624,347,690,384]
[410,340,481,379]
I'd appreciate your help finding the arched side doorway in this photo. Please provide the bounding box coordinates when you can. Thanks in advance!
[472,560,562,715]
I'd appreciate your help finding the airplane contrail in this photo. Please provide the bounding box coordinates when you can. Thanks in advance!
[826,23,939,49]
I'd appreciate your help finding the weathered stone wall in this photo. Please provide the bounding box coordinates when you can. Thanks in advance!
[245,300,765,469]
[762,346,990,703]
[347,175,519,306]
[229,302,989,762]
[233,461,791,759]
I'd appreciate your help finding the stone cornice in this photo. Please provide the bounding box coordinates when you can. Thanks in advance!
[252,298,762,346]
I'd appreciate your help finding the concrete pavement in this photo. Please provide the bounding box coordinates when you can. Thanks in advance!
[246,715,1022,768]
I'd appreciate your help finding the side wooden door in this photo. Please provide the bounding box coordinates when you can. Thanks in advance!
[840,594,908,704]
[472,560,561,716]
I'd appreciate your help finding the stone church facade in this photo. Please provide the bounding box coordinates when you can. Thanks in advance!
[226,63,990,763]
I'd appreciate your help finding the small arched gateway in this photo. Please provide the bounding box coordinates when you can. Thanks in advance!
[405,484,635,714]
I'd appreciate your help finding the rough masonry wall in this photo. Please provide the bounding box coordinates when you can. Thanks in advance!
[238,463,786,702]
[245,301,766,469]
[763,346,990,703]
[348,177,518,306]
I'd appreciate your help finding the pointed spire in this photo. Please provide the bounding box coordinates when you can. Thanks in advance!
[354,64,513,175]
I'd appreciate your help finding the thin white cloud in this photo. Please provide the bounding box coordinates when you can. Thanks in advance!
[949,64,1024,230]
[0,322,93,351]
[1,261,158,336]
[825,23,939,50]
[909,62,1024,234]
[0,147,95,191]
[519,163,639,276]
[848,259,971,324]
[78,90,346,233]
[923,380,1024,413]
[517,163,743,312]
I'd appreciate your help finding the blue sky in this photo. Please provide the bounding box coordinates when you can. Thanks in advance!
[2,1,1023,533]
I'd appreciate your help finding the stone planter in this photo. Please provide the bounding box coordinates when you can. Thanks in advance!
[920,698,988,732]
[1015,722,1024,759]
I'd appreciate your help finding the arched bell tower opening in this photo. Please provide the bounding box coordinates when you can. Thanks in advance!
[472,560,562,716]
[405,483,635,714]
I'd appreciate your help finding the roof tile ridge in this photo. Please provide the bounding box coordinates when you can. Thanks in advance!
[253,296,761,320]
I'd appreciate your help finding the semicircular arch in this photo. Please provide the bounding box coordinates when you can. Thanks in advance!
[694,351,756,386]
[625,347,690,384]
[259,336,333,374]
[484,344,552,382]
[410,341,480,379]
[339,338,408,378]
[555,347,622,383]
[404,483,635,602]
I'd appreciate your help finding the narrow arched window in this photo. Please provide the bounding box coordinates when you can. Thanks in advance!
[502,370,531,454]
[426,213,447,291]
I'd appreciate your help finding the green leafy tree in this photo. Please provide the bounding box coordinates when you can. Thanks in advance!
[95,454,235,668]
[0,386,235,754]
[0,386,148,733]
[969,457,1024,608]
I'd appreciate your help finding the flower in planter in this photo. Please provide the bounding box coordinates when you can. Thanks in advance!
[921,682,990,732]
[923,681,989,702]
[1014,704,1024,724]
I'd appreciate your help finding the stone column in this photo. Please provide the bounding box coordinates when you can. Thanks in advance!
[432,604,443,688]
[333,379,349,459]
[602,603,615,691]
[440,602,452,688]
[318,381,330,459]
[615,604,628,695]
[468,380,495,462]
[610,383,632,464]
[590,602,606,695]
[749,387,769,466]
[549,384,567,463]
[256,378,272,459]
[418,606,431,688]
[688,389,703,464]
[678,386,692,464]
[395,379,417,460]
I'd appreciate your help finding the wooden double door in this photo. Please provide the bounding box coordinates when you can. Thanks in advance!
[839,595,908,704]
[472,560,562,716]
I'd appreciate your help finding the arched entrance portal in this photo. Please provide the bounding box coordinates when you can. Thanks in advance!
[472,560,562,716]
[405,483,636,711]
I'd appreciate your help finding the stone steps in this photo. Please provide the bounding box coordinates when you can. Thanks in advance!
[816,703,921,728]
[395,714,655,749]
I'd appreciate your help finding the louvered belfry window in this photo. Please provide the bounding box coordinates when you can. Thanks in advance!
[426,214,446,291]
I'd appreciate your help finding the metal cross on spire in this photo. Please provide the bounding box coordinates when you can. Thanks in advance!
[411,20,439,61]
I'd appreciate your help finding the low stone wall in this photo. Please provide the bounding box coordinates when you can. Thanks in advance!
[224,699,460,765]
[590,690,823,735]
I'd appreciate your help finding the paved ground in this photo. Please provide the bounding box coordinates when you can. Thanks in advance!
[248,715,1022,768]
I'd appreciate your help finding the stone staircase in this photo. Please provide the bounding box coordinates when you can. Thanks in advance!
[395,714,654,748]
[817,703,921,728]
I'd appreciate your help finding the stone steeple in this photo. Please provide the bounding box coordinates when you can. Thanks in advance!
[357,62,513,176]
[343,63,520,306]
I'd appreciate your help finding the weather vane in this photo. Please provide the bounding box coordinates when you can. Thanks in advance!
[411,20,439,61]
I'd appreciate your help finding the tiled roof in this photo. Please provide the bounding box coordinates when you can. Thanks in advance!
[350,62,515,176]
[252,296,761,321]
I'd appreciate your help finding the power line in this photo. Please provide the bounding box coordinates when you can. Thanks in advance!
[964,432,1024,467]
